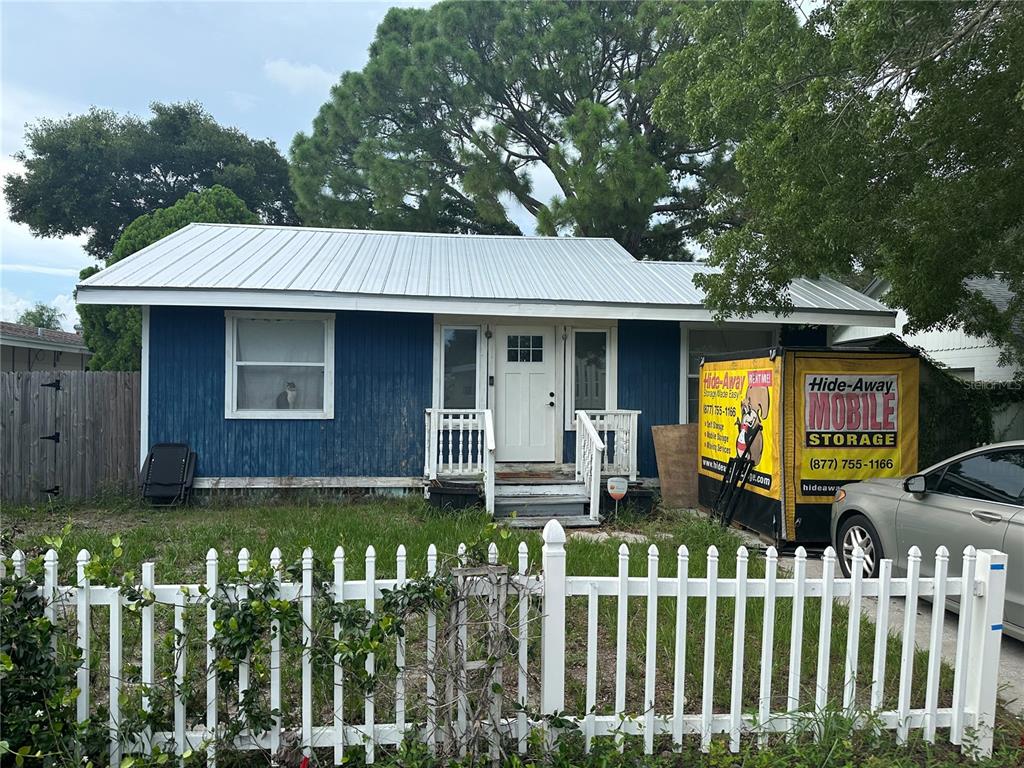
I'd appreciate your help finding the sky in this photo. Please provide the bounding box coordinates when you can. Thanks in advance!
[1,0,485,330]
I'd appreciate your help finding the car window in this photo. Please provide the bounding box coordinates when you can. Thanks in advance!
[935,449,1024,504]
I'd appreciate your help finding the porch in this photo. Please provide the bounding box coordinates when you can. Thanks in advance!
[424,408,641,526]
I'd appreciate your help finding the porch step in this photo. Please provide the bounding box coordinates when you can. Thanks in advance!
[494,481,592,521]
[503,515,601,529]
[494,482,585,497]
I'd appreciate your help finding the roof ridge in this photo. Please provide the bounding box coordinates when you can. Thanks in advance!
[193,221,620,243]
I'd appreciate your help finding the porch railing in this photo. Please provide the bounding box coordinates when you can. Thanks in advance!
[584,409,640,481]
[575,411,605,522]
[424,408,496,514]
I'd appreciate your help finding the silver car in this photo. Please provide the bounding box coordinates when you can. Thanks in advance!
[831,440,1023,641]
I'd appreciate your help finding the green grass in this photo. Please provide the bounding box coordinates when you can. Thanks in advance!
[3,495,1022,764]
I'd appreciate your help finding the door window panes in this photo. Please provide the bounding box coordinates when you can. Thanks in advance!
[443,328,478,409]
[507,334,543,363]
[574,331,607,410]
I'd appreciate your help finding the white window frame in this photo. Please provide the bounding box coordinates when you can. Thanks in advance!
[565,325,618,429]
[433,323,486,410]
[224,310,335,420]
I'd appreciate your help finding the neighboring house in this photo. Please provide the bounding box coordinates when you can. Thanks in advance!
[0,321,91,371]
[75,223,895,519]
[835,276,1023,440]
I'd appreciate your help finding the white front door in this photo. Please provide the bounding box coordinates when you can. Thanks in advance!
[494,326,556,462]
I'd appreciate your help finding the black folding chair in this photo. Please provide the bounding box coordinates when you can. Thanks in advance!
[140,443,197,506]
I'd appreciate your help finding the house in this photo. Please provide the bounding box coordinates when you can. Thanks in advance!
[0,321,91,371]
[835,276,1023,440]
[75,223,895,522]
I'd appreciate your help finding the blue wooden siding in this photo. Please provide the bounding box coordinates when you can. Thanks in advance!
[148,307,433,477]
[616,320,680,478]
[562,320,679,478]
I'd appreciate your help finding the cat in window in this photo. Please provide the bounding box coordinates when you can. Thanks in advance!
[276,382,297,409]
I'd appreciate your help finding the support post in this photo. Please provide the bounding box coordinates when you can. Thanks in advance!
[540,520,567,724]
[962,549,1007,759]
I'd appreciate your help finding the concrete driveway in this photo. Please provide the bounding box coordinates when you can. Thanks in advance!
[753,537,1024,717]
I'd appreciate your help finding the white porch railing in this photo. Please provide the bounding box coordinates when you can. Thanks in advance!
[424,408,496,514]
[574,411,605,522]
[584,409,640,480]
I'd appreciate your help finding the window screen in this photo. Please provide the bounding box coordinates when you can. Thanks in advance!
[442,328,478,409]
[229,316,330,415]
[574,331,607,411]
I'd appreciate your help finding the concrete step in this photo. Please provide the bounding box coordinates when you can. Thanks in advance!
[502,515,600,529]
[494,482,586,497]
[494,495,589,518]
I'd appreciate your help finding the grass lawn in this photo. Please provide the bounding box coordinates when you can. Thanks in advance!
[3,495,1022,765]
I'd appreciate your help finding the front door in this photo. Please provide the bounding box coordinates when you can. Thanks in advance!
[494,326,556,462]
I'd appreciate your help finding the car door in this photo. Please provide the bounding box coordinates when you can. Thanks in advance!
[895,449,1024,605]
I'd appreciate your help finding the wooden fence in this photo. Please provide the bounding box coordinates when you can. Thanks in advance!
[1,370,141,503]
[2,520,1008,764]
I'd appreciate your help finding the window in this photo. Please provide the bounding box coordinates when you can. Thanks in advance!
[574,331,607,410]
[566,327,617,427]
[225,312,334,419]
[507,334,543,362]
[686,328,774,422]
[936,449,1024,504]
[442,328,479,409]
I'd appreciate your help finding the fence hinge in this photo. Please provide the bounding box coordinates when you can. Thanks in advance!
[40,431,61,444]
[42,485,60,496]
[40,378,61,391]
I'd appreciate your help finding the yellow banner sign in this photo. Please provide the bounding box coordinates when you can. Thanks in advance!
[793,356,919,502]
[697,356,782,500]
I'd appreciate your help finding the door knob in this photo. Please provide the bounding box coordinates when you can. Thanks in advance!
[548,401,555,407]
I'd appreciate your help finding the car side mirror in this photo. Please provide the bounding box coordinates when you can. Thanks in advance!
[903,474,927,494]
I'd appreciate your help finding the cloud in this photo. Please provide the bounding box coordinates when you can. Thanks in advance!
[2,83,84,156]
[227,90,259,112]
[263,58,337,95]
[1,263,82,276]
[0,288,78,330]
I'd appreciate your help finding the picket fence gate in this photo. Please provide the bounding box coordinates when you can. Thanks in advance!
[2,519,1008,765]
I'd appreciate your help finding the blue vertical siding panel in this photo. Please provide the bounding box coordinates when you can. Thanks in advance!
[148,307,432,478]
[617,320,680,478]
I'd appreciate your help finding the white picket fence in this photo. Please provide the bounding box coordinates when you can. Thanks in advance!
[2,520,1008,764]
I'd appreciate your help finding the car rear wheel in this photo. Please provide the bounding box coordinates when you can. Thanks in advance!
[837,514,882,579]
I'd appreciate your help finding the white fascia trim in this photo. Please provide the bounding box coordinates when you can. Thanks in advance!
[76,287,898,328]
[0,337,91,355]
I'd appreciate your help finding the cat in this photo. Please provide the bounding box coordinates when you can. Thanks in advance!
[275,382,297,409]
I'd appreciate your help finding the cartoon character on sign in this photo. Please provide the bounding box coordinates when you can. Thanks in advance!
[736,383,770,466]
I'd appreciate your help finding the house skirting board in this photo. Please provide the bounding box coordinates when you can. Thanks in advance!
[193,476,424,490]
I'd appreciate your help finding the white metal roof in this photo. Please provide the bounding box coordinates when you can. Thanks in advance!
[76,223,895,326]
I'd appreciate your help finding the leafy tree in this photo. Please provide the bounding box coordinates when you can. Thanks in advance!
[15,302,65,330]
[291,1,735,259]
[654,1,1024,364]
[78,185,258,370]
[5,102,295,261]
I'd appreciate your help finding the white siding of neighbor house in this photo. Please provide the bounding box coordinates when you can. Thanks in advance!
[836,307,1019,383]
